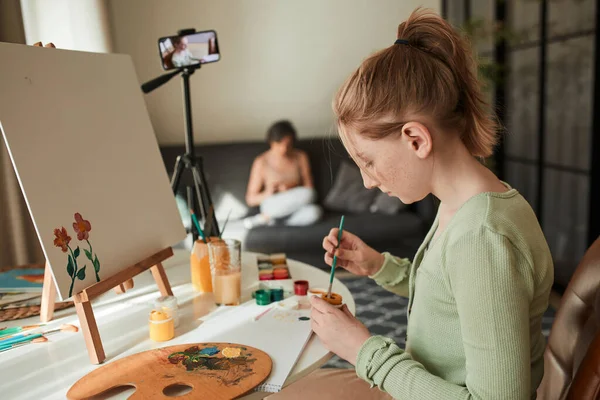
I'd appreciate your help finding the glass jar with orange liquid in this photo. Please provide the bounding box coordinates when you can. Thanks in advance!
[207,238,242,306]
[190,236,221,293]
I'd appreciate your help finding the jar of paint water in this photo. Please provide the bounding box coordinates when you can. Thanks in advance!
[208,239,242,306]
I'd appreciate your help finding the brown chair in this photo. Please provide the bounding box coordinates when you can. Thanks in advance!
[568,321,600,399]
[537,236,600,399]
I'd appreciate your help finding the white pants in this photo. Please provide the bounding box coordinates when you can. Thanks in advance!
[260,187,323,226]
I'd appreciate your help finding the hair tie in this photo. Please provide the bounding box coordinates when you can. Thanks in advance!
[394,39,410,45]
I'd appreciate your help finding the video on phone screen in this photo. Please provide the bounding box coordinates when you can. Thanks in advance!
[159,31,219,70]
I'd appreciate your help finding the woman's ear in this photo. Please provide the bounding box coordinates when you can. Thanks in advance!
[401,122,432,159]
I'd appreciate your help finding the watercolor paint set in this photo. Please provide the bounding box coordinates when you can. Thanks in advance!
[257,253,291,281]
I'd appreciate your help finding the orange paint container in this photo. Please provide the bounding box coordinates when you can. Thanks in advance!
[320,292,343,309]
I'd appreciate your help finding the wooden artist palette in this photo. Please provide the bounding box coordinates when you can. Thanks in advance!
[67,343,272,399]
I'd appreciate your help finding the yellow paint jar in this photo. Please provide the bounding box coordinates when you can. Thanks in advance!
[148,309,174,342]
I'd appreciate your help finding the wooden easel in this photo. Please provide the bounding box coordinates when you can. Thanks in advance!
[39,247,174,364]
[31,41,174,365]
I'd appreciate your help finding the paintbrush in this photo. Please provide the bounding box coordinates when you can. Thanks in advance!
[0,336,48,353]
[0,324,78,347]
[190,209,207,243]
[0,324,43,338]
[253,306,273,322]
[204,204,215,238]
[326,215,345,299]
[219,208,233,238]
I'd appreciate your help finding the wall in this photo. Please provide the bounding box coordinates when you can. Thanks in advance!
[19,0,112,52]
[0,0,26,44]
[107,0,439,144]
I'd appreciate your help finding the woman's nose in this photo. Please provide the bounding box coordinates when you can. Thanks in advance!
[360,170,378,190]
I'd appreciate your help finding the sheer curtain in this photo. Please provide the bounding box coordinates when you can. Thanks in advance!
[0,0,113,268]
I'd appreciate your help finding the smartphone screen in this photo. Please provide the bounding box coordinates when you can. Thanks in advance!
[158,30,220,70]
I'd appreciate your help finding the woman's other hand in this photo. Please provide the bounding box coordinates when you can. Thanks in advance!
[323,229,384,276]
[264,182,277,196]
[310,297,370,365]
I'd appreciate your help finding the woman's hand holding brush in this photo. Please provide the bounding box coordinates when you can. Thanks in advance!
[322,229,385,277]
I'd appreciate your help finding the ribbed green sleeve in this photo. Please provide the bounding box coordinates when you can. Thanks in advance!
[356,228,535,399]
[369,252,411,298]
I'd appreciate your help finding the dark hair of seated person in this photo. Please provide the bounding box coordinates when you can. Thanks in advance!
[266,120,297,144]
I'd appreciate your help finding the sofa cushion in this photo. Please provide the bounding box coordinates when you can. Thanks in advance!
[370,192,407,215]
[244,211,427,257]
[324,161,378,213]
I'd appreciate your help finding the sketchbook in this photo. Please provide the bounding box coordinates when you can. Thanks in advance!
[0,268,45,293]
[197,299,313,392]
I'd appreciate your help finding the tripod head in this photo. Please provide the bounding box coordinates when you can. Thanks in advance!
[142,28,202,94]
[141,64,200,94]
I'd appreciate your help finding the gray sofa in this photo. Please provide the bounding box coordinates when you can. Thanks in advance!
[160,138,436,270]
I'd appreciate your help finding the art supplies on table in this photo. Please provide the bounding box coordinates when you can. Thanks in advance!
[0,268,45,293]
[67,343,272,400]
[258,253,291,281]
[148,309,175,342]
[0,324,42,338]
[209,239,242,306]
[293,280,309,296]
[252,287,295,307]
[190,238,213,293]
[0,292,42,308]
[0,323,78,352]
[199,297,314,393]
[154,295,180,328]
[256,253,297,300]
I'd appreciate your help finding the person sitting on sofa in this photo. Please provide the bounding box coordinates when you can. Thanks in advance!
[244,120,322,228]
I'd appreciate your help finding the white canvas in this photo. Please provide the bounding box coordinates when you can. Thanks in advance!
[0,42,187,300]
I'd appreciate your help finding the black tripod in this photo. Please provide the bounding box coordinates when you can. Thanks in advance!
[142,56,220,240]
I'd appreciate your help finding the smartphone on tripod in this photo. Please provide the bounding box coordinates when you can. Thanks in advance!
[158,30,220,70]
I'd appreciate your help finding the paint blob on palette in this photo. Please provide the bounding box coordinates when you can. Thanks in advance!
[168,345,257,386]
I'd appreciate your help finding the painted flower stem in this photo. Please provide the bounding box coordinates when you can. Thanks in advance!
[85,239,100,282]
[86,239,100,282]
[68,245,78,298]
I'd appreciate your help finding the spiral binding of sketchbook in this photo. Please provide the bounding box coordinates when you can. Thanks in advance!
[256,382,286,392]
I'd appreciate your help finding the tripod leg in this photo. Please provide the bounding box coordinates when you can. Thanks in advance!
[187,186,198,242]
[170,155,185,193]
[191,163,220,237]
[190,166,208,226]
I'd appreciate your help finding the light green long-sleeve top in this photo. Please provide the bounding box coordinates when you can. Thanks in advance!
[356,187,554,399]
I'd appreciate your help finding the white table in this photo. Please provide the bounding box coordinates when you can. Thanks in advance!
[0,249,355,399]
